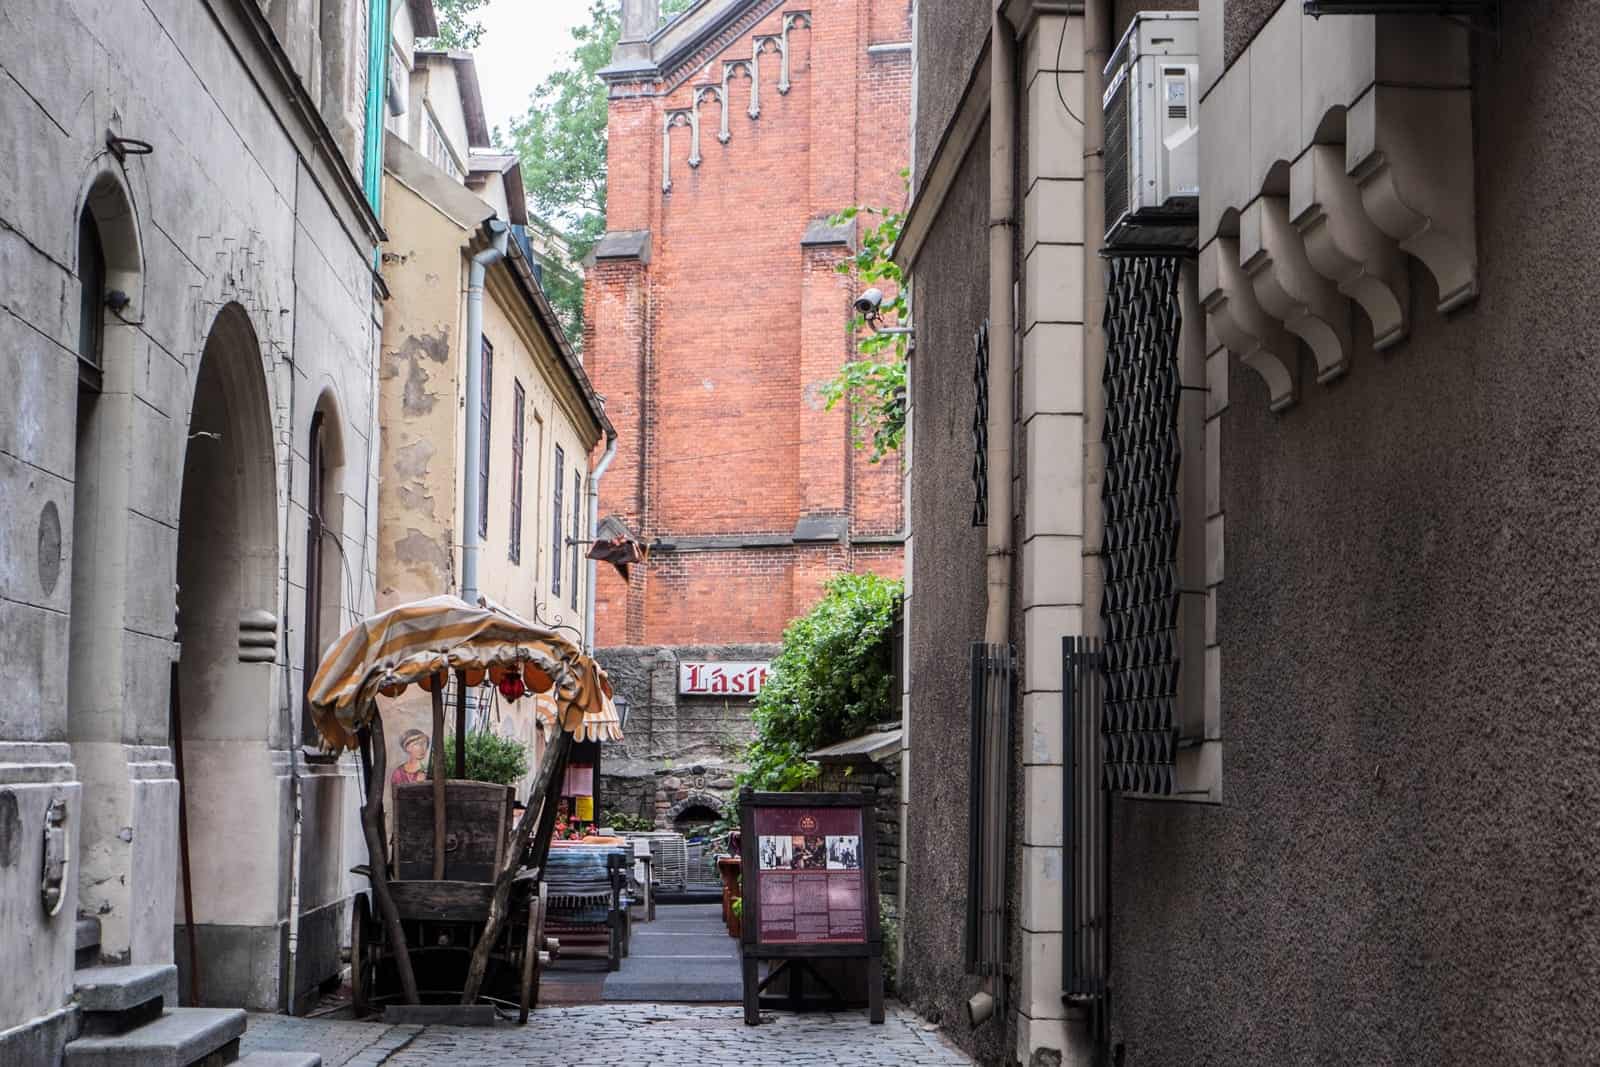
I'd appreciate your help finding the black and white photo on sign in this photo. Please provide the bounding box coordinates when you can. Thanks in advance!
[826,835,861,871]
[759,834,794,870]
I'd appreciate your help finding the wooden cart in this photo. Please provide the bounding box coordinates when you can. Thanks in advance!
[307,596,619,1020]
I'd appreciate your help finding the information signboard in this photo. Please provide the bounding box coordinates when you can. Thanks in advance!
[739,789,883,1025]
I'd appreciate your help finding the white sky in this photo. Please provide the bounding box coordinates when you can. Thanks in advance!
[471,0,596,146]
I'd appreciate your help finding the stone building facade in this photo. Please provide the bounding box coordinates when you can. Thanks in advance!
[898,2,1600,1066]
[0,0,422,1056]
[584,0,914,798]
[596,643,779,828]
[376,48,610,807]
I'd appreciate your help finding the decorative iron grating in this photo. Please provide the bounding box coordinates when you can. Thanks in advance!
[1063,636,1110,1055]
[972,321,990,527]
[1100,255,1184,795]
[965,641,1013,982]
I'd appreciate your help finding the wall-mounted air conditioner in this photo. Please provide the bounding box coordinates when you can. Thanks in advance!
[1103,12,1199,251]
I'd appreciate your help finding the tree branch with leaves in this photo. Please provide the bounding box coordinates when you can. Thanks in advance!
[822,192,908,462]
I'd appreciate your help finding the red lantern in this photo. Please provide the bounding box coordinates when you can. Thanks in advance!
[498,673,526,702]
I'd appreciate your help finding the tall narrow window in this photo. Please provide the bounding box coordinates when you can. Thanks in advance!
[479,339,493,540]
[552,446,565,597]
[301,412,329,748]
[77,208,105,394]
[570,471,582,609]
[509,380,525,564]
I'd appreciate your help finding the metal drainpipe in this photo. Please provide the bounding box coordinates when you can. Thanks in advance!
[462,221,510,607]
[968,5,1017,1032]
[584,428,618,652]
[1083,0,1110,633]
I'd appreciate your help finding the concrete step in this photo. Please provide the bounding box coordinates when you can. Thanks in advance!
[233,1053,323,1067]
[64,1007,246,1067]
[76,917,101,968]
[75,964,180,1014]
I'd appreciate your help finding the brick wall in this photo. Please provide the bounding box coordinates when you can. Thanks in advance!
[588,0,911,650]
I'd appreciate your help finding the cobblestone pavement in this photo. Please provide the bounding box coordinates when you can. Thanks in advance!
[244,1003,973,1066]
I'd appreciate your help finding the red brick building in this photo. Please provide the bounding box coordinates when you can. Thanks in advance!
[586,0,910,652]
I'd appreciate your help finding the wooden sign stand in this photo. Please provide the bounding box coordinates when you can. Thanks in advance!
[738,787,885,1025]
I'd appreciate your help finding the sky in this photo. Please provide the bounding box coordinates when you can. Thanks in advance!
[471,0,594,145]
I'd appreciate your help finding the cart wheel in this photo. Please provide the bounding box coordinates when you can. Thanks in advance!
[352,893,375,1018]
[519,893,543,1024]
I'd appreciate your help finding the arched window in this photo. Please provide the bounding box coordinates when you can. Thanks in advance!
[301,409,342,748]
[77,206,106,392]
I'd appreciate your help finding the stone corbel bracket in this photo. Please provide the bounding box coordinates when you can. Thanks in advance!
[1290,143,1410,351]
[662,108,698,192]
[1241,196,1351,385]
[1347,86,1478,313]
[1202,237,1300,412]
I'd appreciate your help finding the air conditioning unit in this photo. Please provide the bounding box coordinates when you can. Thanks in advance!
[1103,12,1199,251]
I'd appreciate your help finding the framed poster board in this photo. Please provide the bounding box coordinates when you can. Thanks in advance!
[738,788,884,1025]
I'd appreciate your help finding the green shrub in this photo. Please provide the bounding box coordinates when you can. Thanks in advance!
[601,810,656,833]
[739,573,903,795]
[442,731,529,786]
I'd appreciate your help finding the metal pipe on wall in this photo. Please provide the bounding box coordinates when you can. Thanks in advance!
[1082,0,1111,631]
[584,428,618,652]
[968,6,1018,1033]
[462,220,510,608]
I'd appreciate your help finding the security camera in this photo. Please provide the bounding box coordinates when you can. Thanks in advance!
[853,288,884,317]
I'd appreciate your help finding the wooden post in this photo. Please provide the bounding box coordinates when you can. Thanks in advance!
[460,727,573,1004]
[431,674,446,880]
[454,668,468,779]
[361,716,420,1004]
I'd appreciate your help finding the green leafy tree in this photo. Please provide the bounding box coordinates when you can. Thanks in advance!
[442,730,530,786]
[507,0,692,348]
[821,191,908,462]
[421,0,491,50]
[740,573,903,794]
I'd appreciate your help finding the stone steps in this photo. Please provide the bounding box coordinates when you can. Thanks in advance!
[63,959,321,1067]
[64,1007,246,1067]
[75,917,101,969]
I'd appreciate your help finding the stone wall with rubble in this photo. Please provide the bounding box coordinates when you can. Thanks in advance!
[815,746,902,905]
[596,644,780,828]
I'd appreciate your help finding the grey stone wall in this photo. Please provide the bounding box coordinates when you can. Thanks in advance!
[816,752,902,905]
[912,0,990,190]
[597,644,778,827]
[899,126,1003,1066]
[1108,7,1600,1065]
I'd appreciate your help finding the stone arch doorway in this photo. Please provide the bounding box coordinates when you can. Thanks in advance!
[667,791,726,832]
[66,167,159,962]
[173,301,281,1008]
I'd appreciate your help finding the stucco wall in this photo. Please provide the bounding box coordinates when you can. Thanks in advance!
[900,124,1000,1065]
[910,0,989,191]
[1108,6,1600,1064]
[377,175,600,806]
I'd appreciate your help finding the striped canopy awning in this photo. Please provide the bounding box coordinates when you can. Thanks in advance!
[307,595,621,752]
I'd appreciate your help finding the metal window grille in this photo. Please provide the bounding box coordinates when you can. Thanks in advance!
[1063,636,1110,1032]
[510,380,525,563]
[1101,255,1183,795]
[76,208,105,393]
[479,339,493,540]
[300,413,328,748]
[570,471,582,609]
[552,446,565,596]
[971,321,990,527]
[964,642,1013,984]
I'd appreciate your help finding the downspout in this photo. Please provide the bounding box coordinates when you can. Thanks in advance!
[985,10,1017,647]
[1083,0,1110,632]
[462,220,510,606]
[584,428,619,652]
[969,5,1017,1031]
